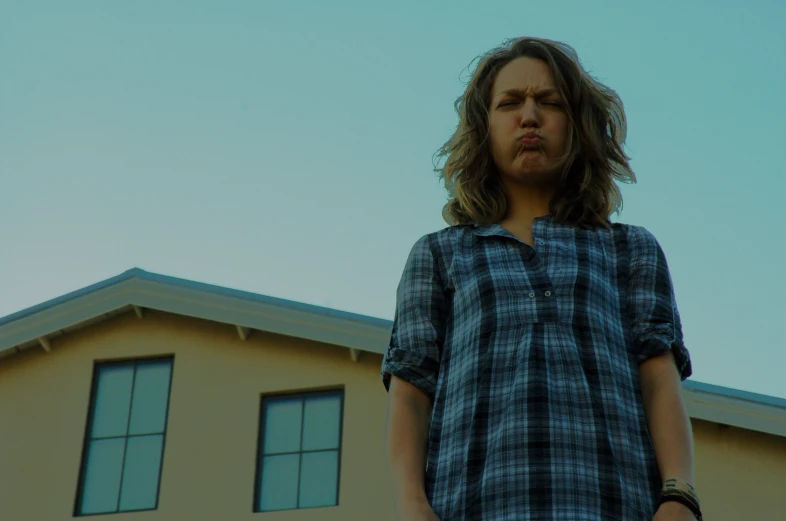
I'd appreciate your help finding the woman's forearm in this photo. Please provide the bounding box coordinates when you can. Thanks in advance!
[385,377,433,508]
[639,350,695,484]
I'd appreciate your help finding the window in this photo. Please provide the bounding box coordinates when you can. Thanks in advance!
[75,357,173,516]
[254,390,344,512]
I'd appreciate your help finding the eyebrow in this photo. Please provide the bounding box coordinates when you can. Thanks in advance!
[495,88,561,99]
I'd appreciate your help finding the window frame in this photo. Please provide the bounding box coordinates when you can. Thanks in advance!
[253,388,345,513]
[73,356,175,517]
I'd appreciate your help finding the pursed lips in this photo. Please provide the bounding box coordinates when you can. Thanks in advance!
[518,134,541,144]
[518,134,542,150]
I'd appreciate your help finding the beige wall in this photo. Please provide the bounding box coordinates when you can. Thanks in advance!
[693,419,786,520]
[1,310,785,521]
[0,310,394,521]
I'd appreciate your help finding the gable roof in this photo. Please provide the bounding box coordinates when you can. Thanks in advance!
[0,268,391,361]
[1,268,785,438]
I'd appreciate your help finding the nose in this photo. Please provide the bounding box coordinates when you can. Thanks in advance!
[519,98,540,128]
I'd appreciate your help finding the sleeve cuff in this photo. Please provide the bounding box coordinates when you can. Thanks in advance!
[638,337,693,381]
[381,347,440,399]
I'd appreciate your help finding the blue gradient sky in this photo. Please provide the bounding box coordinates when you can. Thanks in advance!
[1,1,784,398]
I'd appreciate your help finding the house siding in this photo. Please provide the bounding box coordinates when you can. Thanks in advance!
[0,309,784,520]
[0,310,392,521]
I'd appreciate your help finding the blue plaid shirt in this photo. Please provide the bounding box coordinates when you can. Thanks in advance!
[381,216,692,521]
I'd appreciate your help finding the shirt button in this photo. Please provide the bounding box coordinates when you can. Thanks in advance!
[544,291,552,297]
[528,292,536,298]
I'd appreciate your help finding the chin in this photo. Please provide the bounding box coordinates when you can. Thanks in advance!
[505,168,559,186]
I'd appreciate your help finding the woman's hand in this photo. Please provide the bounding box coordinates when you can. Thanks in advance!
[653,501,698,521]
[395,499,441,521]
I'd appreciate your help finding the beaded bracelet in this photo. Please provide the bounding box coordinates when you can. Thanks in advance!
[660,478,702,520]
[663,478,697,496]
[661,492,703,520]
[662,489,699,509]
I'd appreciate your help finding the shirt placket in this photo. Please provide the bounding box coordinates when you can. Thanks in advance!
[527,224,559,323]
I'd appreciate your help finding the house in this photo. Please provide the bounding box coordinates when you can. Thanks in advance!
[0,268,784,520]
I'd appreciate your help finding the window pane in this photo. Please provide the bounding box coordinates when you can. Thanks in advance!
[302,395,341,451]
[128,360,172,435]
[80,438,126,514]
[299,450,339,508]
[263,398,302,454]
[118,434,164,511]
[91,365,134,438]
[259,454,299,511]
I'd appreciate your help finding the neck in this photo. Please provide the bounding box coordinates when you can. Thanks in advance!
[498,180,556,230]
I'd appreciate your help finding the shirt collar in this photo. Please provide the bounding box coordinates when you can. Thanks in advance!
[471,215,553,239]
[471,224,514,238]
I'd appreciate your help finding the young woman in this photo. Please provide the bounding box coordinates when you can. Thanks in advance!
[382,38,701,521]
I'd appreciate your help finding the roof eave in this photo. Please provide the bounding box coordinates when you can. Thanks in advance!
[0,269,391,359]
[682,380,786,438]
[1,268,784,439]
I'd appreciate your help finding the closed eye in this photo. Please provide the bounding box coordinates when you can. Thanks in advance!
[498,99,563,108]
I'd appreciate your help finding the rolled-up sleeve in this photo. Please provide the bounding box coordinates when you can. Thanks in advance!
[627,226,692,380]
[381,234,447,399]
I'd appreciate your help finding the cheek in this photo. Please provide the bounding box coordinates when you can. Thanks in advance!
[489,136,509,168]
[551,118,570,152]
[488,120,514,160]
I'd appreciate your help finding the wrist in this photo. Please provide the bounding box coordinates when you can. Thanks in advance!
[394,495,432,517]
[660,477,702,520]
[393,489,429,508]
[658,499,698,520]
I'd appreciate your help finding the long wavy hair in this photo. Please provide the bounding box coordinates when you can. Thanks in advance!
[435,37,635,228]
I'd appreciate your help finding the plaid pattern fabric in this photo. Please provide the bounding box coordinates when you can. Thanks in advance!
[381,216,692,521]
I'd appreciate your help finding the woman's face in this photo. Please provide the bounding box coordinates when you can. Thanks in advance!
[488,56,570,188]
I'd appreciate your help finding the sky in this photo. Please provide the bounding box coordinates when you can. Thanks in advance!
[1,0,784,399]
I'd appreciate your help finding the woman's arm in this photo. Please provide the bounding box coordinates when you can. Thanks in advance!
[639,349,695,485]
[385,376,433,512]
[626,226,698,518]
[381,234,446,519]
[640,349,698,519]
